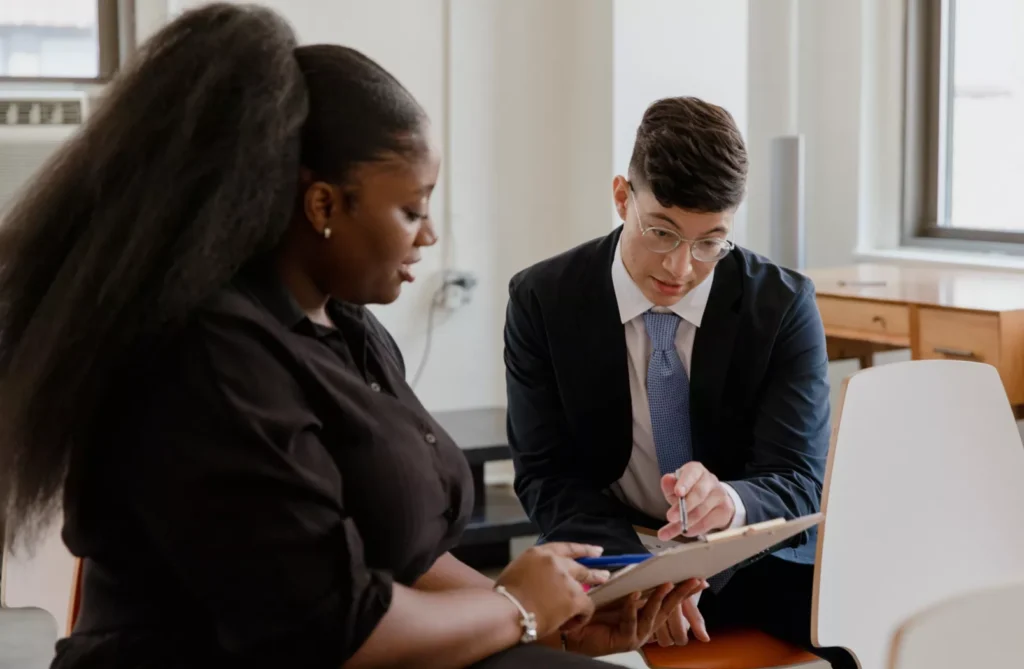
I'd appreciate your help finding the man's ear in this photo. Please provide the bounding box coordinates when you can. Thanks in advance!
[612,175,630,221]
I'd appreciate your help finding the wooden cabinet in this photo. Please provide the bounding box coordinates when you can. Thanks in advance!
[804,264,1024,408]
[816,297,911,346]
[916,309,1000,364]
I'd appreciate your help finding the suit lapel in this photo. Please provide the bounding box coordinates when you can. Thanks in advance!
[569,230,633,474]
[689,252,743,460]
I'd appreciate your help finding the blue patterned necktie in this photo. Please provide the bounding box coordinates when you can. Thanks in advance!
[643,311,693,476]
[644,311,734,592]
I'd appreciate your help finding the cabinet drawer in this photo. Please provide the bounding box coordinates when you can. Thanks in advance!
[816,297,911,344]
[917,308,1001,365]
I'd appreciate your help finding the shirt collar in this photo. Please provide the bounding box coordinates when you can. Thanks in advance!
[235,259,307,329]
[235,258,369,333]
[610,237,714,327]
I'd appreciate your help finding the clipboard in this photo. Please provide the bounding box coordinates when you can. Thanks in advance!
[587,513,823,607]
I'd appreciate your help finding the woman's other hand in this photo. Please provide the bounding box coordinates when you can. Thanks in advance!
[493,542,610,639]
[564,578,707,657]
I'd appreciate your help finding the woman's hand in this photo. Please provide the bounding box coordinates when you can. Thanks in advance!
[493,542,611,639]
[563,578,707,657]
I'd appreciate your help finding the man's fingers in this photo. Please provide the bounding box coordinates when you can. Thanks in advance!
[650,585,695,639]
[662,582,697,613]
[685,507,730,537]
[673,462,707,497]
[682,474,716,513]
[654,625,673,647]
[684,495,719,531]
[657,520,682,541]
[667,606,690,647]
[683,594,709,643]
[660,473,677,503]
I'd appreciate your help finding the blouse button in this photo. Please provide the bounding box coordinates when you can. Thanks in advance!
[424,432,437,445]
[369,382,381,392]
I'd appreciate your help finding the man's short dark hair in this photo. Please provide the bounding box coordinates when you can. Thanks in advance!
[628,96,748,213]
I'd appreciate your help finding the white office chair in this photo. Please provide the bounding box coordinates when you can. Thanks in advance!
[887,579,1024,669]
[812,360,1024,669]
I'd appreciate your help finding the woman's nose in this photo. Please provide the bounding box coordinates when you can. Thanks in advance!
[416,218,438,247]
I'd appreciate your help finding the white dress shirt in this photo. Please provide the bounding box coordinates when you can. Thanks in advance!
[608,239,747,528]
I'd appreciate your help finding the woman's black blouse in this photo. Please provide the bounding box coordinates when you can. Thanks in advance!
[52,265,474,669]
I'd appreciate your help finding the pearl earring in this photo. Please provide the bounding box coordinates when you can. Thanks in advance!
[322,227,332,239]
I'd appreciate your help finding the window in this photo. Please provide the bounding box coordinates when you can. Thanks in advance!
[904,0,1024,248]
[0,1,128,81]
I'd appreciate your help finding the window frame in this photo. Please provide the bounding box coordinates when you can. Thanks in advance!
[902,0,1024,252]
[0,0,135,84]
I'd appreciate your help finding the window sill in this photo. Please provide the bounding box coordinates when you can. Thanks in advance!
[854,246,1024,273]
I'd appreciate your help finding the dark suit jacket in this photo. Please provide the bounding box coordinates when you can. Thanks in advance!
[503,228,830,564]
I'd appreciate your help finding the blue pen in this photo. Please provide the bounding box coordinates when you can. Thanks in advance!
[576,554,652,568]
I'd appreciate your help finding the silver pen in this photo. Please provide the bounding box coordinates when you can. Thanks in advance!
[676,467,688,536]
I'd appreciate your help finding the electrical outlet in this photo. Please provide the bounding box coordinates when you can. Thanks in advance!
[440,270,478,310]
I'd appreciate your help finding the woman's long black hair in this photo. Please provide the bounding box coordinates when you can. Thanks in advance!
[0,2,425,545]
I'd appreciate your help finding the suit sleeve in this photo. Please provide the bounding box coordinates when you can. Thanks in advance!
[504,279,647,556]
[724,283,830,533]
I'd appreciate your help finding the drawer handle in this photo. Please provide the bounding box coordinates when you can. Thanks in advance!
[934,346,976,359]
[871,315,887,329]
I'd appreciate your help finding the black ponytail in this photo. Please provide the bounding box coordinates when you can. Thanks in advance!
[0,3,308,542]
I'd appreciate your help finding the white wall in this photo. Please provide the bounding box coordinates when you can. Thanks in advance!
[745,0,913,406]
[612,0,750,245]
[136,0,752,412]
[13,0,920,417]
[745,0,905,267]
[447,0,618,408]
[166,0,618,410]
[744,0,799,258]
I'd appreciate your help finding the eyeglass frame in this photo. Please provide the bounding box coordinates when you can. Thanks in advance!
[627,182,735,261]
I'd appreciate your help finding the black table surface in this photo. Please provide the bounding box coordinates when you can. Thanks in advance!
[432,406,511,465]
[431,407,539,548]
[459,485,538,546]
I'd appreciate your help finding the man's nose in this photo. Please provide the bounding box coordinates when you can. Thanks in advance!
[662,243,693,278]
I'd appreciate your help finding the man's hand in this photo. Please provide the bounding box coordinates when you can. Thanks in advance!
[658,462,736,541]
[653,590,709,647]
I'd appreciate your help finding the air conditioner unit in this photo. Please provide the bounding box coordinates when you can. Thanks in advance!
[0,91,89,219]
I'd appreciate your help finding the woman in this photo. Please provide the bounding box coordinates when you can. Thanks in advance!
[0,4,701,669]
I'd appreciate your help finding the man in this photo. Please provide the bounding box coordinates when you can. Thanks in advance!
[504,97,841,661]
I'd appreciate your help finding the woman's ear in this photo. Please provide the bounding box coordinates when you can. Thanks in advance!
[612,175,630,221]
[302,181,338,236]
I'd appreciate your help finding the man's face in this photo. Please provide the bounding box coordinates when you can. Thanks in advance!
[612,176,732,307]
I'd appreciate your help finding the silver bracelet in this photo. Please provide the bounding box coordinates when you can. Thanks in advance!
[494,585,538,644]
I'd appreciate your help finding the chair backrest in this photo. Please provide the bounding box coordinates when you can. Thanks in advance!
[888,579,1024,669]
[812,360,1024,669]
[1,513,79,636]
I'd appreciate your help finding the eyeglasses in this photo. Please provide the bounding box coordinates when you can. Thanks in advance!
[629,187,735,261]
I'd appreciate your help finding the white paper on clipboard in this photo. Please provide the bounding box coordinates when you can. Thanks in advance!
[635,531,683,553]
[588,513,823,607]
